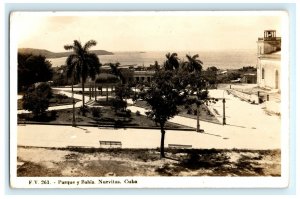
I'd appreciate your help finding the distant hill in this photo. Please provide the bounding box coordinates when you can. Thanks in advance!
[18,48,114,58]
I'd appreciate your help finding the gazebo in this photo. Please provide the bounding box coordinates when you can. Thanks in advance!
[87,73,121,102]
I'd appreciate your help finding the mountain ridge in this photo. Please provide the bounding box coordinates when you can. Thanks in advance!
[18,48,114,58]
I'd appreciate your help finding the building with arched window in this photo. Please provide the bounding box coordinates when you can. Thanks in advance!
[257,30,281,92]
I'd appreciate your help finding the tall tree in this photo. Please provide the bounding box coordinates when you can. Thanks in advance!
[205,66,219,88]
[65,59,81,126]
[164,52,179,70]
[141,70,186,158]
[185,54,203,72]
[109,62,125,84]
[140,53,188,158]
[185,54,206,132]
[18,53,53,91]
[64,40,101,105]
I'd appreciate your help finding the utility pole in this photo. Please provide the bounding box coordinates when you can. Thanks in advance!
[196,87,200,132]
[72,76,76,127]
[89,83,91,100]
[222,98,226,125]
[196,106,200,132]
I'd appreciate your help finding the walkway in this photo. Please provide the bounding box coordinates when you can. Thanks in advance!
[17,86,281,150]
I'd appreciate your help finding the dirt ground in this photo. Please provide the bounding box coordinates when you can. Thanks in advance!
[17,146,281,177]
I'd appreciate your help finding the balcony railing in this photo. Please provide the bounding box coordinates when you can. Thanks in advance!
[258,37,281,41]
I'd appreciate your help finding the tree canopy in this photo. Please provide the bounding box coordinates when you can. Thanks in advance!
[64,39,101,105]
[142,69,186,158]
[18,53,53,91]
[164,52,179,70]
[22,83,53,117]
[139,52,209,157]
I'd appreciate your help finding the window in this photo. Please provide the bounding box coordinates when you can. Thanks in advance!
[262,68,265,79]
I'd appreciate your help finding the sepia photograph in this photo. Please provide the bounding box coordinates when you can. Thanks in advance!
[10,11,289,188]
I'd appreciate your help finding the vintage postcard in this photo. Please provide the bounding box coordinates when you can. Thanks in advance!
[10,11,289,188]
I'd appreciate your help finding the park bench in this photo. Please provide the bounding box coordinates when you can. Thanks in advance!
[168,144,192,149]
[99,140,122,148]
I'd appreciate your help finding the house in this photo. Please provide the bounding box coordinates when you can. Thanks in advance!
[256,30,281,92]
[241,73,257,84]
[256,30,281,114]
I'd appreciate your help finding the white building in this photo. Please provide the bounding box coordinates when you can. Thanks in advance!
[257,30,281,92]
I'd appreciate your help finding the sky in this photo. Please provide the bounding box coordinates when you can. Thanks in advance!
[11,12,284,52]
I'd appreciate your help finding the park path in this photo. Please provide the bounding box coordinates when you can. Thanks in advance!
[17,86,281,150]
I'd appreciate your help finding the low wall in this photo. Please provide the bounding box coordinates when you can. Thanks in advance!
[228,89,259,104]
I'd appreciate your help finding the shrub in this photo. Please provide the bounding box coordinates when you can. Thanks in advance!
[114,119,123,127]
[91,107,101,118]
[193,109,197,115]
[125,109,131,117]
[34,82,53,99]
[22,83,53,117]
[111,98,127,113]
[136,110,141,116]
[56,93,68,103]
[49,98,57,103]
[50,110,57,119]
[79,105,89,116]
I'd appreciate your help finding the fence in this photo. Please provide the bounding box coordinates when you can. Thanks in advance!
[228,89,259,104]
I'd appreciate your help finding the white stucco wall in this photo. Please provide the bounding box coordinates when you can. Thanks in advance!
[257,58,280,90]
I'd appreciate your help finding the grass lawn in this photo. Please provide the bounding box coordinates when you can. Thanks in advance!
[18,93,80,110]
[17,146,281,177]
[18,106,193,130]
[72,91,220,124]
[134,100,220,124]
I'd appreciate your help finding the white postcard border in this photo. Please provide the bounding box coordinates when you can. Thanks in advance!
[10,10,290,189]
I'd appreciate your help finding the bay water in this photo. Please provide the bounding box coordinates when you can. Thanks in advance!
[49,49,257,70]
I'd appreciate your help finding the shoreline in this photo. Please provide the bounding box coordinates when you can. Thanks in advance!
[48,50,257,69]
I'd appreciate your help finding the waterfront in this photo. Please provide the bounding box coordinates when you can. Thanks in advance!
[48,49,257,70]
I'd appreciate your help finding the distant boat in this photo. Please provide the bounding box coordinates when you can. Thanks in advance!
[139,51,146,53]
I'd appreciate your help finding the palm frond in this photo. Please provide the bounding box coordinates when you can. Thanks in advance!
[186,54,203,72]
[165,52,170,59]
[171,53,178,58]
[83,40,97,51]
[186,54,192,59]
[197,59,203,65]
[64,45,74,51]
[73,40,82,49]
[66,54,79,66]
[192,54,199,59]
[86,53,101,79]
[73,40,83,56]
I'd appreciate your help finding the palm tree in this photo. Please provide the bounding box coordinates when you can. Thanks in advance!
[64,40,101,106]
[65,62,80,126]
[164,52,179,70]
[109,62,125,84]
[185,54,203,72]
[185,54,204,132]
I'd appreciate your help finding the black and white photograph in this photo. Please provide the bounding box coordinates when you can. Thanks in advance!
[10,11,289,188]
